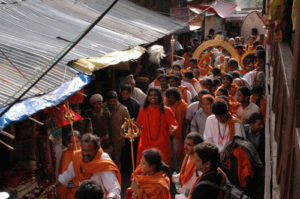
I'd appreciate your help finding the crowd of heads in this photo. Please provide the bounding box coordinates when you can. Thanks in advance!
[60,26,267,199]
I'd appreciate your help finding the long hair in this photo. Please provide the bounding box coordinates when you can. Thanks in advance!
[143,88,165,113]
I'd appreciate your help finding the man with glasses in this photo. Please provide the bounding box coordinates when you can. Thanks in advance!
[191,94,214,136]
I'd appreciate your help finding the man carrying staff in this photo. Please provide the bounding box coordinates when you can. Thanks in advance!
[47,133,121,199]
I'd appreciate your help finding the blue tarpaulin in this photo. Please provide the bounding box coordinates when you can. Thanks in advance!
[0,73,93,132]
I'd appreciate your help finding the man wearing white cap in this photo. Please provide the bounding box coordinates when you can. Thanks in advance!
[84,93,113,157]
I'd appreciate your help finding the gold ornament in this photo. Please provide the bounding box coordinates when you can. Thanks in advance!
[193,34,240,64]
[121,118,141,172]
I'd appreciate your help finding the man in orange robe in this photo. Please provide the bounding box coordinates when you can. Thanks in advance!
[57,131,81,199]
[197,53,213,77]
[49,133,121,199]
[165,88,188,170]
[183,46,193,68]
[173,132,203,198]
[136,88,178,166]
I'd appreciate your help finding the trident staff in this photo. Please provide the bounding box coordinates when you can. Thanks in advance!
[121,118,141,173]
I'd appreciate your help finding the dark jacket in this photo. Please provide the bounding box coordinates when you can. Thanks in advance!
[191,169,226,199]
[84,107,112,149]
[119,97,140,120]
[244,125,265,164]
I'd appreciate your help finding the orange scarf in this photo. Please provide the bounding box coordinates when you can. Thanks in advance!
[127,165,171,199]
[179,155,196,185]
[184,53,190,68]
[226,116,242,141]
[154,79,160,87]
[238,78,246,86]
[218,83,238,97]
[179,85,188,103]
[229,83,238,96]
[224,146,254,188]
[171,99,188,139]
[250,95,266,120]
[72,149,121,187]
[57,149,75,199]
[59,149,74,174]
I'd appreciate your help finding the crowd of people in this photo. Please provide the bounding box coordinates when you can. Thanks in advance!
[48,27,266,199]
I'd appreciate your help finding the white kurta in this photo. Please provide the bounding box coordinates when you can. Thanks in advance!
[203,115,246,151]
[58,152,121,199]
[236,102,260,124]
[182,81,198,98]
[185,101,200,121]
[132,87,146,107]
[186,90,192,105]
[175,155,200,199]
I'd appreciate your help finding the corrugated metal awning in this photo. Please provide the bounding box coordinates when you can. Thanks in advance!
[0,0,186,109]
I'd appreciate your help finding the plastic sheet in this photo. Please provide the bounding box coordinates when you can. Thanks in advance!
[0,73,93,132]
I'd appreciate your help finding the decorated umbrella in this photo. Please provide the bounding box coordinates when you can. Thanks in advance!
[241,11,266,38]
[188,0,237,18]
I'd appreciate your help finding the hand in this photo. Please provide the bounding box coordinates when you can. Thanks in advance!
[131,179,139,193]
[170,125,177,133]
[171,173,179,183]
[44,182,60,194]
[131,179,141,199]
[178,187,186,194]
